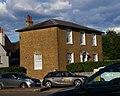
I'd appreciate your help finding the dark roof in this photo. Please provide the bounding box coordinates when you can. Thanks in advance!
[1,34,19,52]
[16,19,102,33]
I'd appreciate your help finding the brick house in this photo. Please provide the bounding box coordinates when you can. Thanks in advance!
[16,18,103,80]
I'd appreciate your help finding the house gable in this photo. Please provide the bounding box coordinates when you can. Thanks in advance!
[0,44,7,55]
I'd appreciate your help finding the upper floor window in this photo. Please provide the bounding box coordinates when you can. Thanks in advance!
[34,54,42,70]
[92,33,97,46]
[66,29,73,44]
[80,31,86,45]
[67,53,74,64]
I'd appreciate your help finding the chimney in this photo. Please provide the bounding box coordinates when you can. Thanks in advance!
[26,15,33,27]
[0,27,5,46]
[0,27,3,33]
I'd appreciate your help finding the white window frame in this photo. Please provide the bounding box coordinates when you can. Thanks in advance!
[80,51,89,62]
[66,29,73,44]
[67,53,74,64]
[34,54,42,70]
[80,31,86,45]
[0,56,2,63]
[92,33,97,46]
[93,54,98,62]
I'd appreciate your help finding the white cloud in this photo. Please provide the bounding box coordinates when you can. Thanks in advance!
[0,2,8,16]
[114,16,120,22]
[0,0,72,18]
[50,0,72,10]
[1,0,120,41]
[41,0,72,15]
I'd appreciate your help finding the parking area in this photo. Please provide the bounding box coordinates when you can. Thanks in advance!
[0,86,74,96]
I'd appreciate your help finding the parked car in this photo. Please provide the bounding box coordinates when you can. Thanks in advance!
[48,62,120,96]
[43,71,88,88]
[0,72,41,89]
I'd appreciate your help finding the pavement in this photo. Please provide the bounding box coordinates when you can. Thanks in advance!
[0,86,73,93]
[0,87,49,93]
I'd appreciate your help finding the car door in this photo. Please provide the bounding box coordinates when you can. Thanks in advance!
[51,72,63,85]
[85,63,120,95]
[1,74,20,88]
[62,72,73,85]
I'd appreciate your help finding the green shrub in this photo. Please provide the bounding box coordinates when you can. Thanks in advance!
[0,67,26,74]
[66,61,120,72]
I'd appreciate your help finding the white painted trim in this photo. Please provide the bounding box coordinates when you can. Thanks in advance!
[80,31,86,45]
[34,54,42,70]
[66,29,73,44]
[92,33,97,46]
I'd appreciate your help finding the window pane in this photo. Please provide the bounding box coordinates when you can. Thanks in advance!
[67,53,74,64]
[92,33,97,46]
[93,54,98,62]
[80,31,85,45]
[34,54,42,70]
[0,56,1,63]
[66,29,72,44]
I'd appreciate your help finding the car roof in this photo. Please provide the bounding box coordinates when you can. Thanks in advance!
[0,72,23,75]
[48,71,70,74]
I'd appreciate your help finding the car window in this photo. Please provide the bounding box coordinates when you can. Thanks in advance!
[2,74,12,79]
[47,72,56,77]
[55,73,62,77]
[13,73,27,78]
[87,66,120,88]
[64,72,73,77]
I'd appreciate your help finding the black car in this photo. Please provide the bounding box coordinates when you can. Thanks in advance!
[48,62,120,96]
[43,71,88,88]
[0,72,41,89]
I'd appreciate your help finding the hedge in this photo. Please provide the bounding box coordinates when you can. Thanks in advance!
[0,67,26,74]
[66,61,120,72]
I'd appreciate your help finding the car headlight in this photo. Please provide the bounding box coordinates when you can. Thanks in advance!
[26,79,34,83]
[81,77,86,80]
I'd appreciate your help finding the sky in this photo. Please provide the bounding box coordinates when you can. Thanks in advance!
[0,0,120,42]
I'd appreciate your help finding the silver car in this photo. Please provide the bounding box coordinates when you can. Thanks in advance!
[43,71,88,88]
[0,72,41,89]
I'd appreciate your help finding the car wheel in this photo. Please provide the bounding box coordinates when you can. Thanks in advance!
[74,79,82,87]
[20,83,28,88]
[0,84,2,89]
[45,81,52,88]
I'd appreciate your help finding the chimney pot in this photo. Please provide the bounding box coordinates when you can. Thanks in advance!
[0,27,3,33]
[27,15,32,22]
[26,15,33,27]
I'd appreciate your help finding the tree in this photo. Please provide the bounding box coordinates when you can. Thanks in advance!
[102,30,120,60]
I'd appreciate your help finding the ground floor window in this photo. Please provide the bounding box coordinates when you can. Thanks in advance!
[0,56,2,63]
[67,53,74,64]
[93,54,98,62]
[80,51,90,62]
[34,54,42,70]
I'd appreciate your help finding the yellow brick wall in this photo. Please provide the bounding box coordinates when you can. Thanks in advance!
[20,27,59,80]
[57,27,103,71]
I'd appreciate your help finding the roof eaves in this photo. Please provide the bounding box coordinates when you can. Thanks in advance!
[16,19,103,33]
